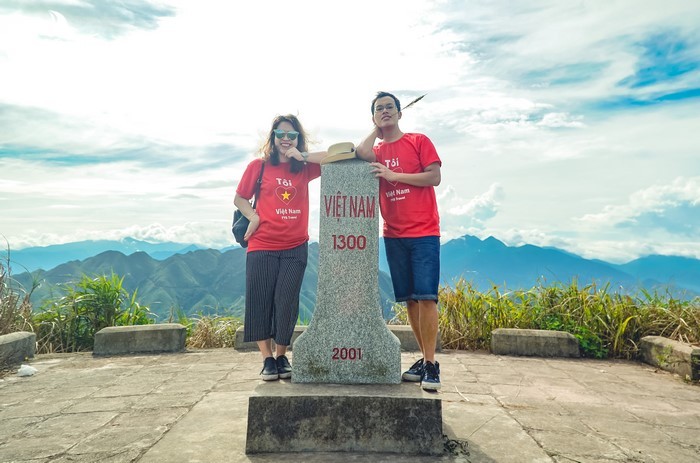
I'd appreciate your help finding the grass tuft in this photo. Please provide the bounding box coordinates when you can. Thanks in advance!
[186,315,242,348]
[0,248,36,336]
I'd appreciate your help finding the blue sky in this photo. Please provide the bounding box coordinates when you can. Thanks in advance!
[1,0,699,263]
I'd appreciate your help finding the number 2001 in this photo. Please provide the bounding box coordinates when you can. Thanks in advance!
[331,347,363,360]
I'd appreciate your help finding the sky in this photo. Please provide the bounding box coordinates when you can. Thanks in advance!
[1,0,699,264]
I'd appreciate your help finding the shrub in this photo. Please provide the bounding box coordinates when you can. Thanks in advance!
[34,272,154,353]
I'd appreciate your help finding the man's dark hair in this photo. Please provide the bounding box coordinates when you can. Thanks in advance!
[371,91,401,114]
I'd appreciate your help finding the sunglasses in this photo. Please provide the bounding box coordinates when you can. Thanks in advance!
[273,129,299,141]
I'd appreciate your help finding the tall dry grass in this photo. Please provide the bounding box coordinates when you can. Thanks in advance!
[0,258,36,336]
[391,278,700,359]
[186,315,242,348]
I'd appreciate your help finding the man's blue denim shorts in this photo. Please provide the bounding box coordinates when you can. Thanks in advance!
[384,236,440,302]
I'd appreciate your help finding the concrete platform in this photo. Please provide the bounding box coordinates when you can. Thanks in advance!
[234,325,442,352]
[1,349,699,462]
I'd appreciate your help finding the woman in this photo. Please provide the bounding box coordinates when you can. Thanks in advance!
[234,114,326,380]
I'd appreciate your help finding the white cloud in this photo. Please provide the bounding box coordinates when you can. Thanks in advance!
[437,183,504,242]
[441,183,503,218]
[537,112,584,128]
[577,177,700,229]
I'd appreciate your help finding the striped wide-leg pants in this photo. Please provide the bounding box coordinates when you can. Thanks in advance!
[243,242,308,346]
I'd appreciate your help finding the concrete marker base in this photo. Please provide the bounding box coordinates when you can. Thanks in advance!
[246,383,443,455]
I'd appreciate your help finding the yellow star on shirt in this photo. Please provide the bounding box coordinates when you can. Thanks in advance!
[282,190,291,201]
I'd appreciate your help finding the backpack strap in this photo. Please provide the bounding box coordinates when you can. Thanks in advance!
[251,161,265,209]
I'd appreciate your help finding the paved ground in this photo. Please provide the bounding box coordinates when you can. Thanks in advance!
[0,349,698,463]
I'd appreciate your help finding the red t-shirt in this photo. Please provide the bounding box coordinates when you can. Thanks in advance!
[373,133,441,238]
[236,158,321,252]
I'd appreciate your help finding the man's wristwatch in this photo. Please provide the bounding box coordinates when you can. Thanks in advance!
[301,152,309,163]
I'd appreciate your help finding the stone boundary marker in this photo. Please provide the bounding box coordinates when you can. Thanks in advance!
[640,335,699,381]
[292,159,401,384]
[491,328,580,357]
[234,324,441,352]
[0,331,36,367]
[93,323,186,356]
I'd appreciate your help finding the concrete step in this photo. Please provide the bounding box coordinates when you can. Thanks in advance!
[491,328,580,357]
[0,331,36,367]
[640,335,700,381]
[93,323,186,356]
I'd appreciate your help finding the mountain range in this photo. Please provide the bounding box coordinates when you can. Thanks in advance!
[5,237,213,273]
[6,235,699,322]
[9,242,396,322]
[440,236,700,295]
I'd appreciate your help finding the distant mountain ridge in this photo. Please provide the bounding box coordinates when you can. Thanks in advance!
[439,236,699,298]
[441,235,633,287]
[8,235,698,323]
[6,238,219,273]
[614,255,700,294]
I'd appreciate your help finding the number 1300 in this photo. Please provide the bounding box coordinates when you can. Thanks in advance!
[332,234,367,250]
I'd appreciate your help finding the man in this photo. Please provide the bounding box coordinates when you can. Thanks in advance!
[356,91,442,391]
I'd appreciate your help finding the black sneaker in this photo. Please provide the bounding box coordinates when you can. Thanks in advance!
[402,358,424,382]
[276,355,292,379]
[260,357,278,381]
[421,361,441,391]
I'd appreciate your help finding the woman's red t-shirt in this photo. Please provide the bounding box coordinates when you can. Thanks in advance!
[236,158,321,252]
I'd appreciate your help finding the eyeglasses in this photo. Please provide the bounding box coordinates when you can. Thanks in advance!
[374,104,396,113]
[273,129,299,140]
